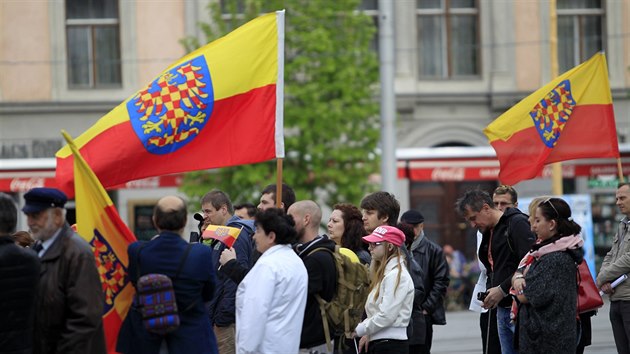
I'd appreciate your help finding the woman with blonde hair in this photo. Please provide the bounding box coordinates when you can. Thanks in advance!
[353,225,414,354]
[527,196,551,225]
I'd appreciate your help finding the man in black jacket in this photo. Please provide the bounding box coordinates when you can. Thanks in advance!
[288,200,337,354]
[201,189,254,354]
[401,210,449,354]
[456,189,535,354]
[0,193,40,354]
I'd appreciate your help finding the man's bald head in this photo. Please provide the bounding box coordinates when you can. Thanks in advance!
[289,200,322,229]
[287,200,321,243]
[153,196,187,233]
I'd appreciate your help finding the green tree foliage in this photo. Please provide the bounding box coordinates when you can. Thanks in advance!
[180,0,380,208]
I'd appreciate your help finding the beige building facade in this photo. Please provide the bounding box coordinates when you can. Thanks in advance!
[1,1,629,248]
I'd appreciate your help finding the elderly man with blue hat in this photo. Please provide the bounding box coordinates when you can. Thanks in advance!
[23,187,106,354]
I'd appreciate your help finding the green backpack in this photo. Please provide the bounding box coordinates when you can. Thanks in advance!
[308,246,371,351]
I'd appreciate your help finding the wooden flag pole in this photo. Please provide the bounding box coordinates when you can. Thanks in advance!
[618,158,626,183]
[549,0,563,195]
[276,158,284,208]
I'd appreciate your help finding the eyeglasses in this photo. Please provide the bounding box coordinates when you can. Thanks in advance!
[368,242,384,248]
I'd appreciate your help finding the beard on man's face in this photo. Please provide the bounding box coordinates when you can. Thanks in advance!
[32,215,58,241]
[296,226,306,243]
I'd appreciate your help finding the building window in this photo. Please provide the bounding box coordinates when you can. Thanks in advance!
[220,0,245,14]
[66,0,121,89]
[417,0,480,79]
[360,0,379,52]
[557,0,604,73]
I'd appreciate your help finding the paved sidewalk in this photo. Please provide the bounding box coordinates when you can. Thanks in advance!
[432,300,615,353]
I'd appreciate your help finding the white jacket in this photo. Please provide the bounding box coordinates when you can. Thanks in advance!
[235,244,308,354]
[355,256,414,341]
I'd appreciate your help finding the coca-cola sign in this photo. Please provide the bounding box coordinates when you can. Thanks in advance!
[125,177,160,189]
[431,168,465,181]
[10,178,46,192]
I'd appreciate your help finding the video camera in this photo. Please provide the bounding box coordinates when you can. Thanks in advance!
[477,291,489,302]
[189,212,205,243]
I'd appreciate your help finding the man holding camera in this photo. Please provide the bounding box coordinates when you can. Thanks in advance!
[201,190,255,354]
[456,189,535,354]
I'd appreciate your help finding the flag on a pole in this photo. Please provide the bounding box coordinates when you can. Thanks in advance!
[484,52,619,185]
[56,11,286,197]
[202,225,242,248]
[62,130,137,353]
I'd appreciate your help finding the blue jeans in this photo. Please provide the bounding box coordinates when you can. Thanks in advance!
[496,306,517,354]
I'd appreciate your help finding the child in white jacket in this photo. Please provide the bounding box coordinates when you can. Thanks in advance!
[354,225,415,354]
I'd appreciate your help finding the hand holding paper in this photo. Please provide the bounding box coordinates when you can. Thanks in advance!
[600,274,628,296]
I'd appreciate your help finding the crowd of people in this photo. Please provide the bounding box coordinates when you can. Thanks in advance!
[1,181,630,354]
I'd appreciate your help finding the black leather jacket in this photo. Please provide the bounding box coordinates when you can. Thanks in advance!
[410,234,449,326]
[402,245,427,345]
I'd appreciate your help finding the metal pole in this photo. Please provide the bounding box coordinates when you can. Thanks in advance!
[378,0,397,193]
[549,0,563,195]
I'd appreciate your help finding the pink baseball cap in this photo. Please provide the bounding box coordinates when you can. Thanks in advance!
[362,225,405,247]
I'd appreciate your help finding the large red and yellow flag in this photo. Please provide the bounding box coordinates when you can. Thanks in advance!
[484,52,619,185]
[56,11,286,197]
[62,131,137,353]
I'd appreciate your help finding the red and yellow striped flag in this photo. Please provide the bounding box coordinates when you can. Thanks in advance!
[202,224,242,248]
[62,131,137,353]
[484,53,619,185]
[56,11,285,197]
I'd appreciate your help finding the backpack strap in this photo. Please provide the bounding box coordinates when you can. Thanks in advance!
[174,244,193,280]
[503,211,523,258]
[134,242,149,307]
[307,247,336,353]
[174,244,198,313]
[306,246,333,257]
[135,242,193,280]
[135,242,149,284]
[134,242,194,310]
[505,215,515,257]
[315,294,333,353]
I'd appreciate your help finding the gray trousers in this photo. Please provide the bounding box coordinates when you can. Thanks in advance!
[610,300,630,354]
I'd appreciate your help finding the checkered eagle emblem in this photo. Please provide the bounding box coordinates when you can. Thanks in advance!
[529,80,576,148]
[90,229,128,312]
[214,227,231,237]
[127,55,214,154]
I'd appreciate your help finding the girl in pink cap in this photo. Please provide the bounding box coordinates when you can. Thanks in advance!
[353,225,415,354]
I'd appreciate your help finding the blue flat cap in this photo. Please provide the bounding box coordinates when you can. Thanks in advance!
[401,210,425,225]
[22,188,67,214]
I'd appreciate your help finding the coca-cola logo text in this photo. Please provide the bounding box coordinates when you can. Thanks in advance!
[10,178,45,192]
[431,168,465,181]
